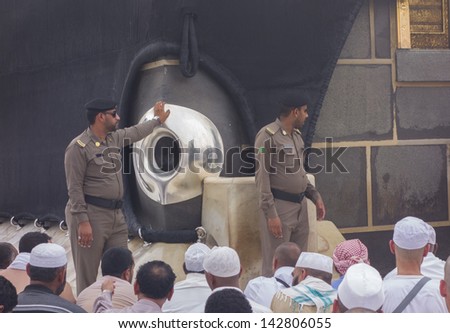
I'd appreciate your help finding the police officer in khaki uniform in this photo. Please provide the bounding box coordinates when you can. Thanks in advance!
[64,99,170,294]
[255,94,325,277]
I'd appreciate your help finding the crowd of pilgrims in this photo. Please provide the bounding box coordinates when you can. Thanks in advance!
[0,216,449,313]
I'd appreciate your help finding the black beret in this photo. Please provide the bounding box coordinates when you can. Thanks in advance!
[84,98,117,112]
[281,92,310,108]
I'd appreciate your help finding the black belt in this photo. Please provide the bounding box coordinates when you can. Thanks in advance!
[271,188,305,204]
[85,195,123,210]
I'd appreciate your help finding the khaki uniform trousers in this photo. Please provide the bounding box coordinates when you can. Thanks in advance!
[259,198,309,277]
[66,203,128,295]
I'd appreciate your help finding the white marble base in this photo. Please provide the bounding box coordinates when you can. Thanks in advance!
[0,174,344,293]
[201,175,338,287]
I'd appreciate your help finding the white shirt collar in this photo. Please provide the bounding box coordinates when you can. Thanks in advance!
[8,252,30,270]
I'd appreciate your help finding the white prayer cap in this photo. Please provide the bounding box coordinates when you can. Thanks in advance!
[203,246,241,278]
[295,252,333,274]
[393,216,429,250]
[185,243,211,272]
[338,263,384,311]
[424,223,436,245]
[29,243,67,268]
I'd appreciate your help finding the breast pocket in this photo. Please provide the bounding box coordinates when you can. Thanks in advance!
[87,154,106,175]
[93,152,121,174]
[277,146,296,168]
[91,155,104,165]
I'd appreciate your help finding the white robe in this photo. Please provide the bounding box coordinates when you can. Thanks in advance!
[162,273,211,313]
[244,266,293,308]
[382,275,447,313]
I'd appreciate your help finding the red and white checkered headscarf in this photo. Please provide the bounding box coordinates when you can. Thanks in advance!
[332,239,370,275]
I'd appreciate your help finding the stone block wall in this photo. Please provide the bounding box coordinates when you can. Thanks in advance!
[312,0,450,233]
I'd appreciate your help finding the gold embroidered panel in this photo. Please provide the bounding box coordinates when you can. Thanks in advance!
[410,0,449,48]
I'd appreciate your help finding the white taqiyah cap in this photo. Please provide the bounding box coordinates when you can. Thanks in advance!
[424,223,436,245]
[184,243,211,272]
[203,246,241,277]
[295,252,333,274]
[338,263,384,311]
[393,216,429,250]
[29,243,67,268]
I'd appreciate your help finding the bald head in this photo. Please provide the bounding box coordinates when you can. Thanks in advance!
[394,245,426,260]
[390,240,427,275]
[273,242,301,270]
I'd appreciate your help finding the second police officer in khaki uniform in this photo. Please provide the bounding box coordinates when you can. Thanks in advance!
[64,99,170,294]
[255,94,326,276]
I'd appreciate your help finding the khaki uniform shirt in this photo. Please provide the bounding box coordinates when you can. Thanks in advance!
[255,119,321,220]
[64,120,159,224]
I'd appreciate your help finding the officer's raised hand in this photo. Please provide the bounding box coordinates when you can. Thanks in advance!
[153,101,170,124]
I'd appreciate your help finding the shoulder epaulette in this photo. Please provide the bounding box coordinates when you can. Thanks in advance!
[265,123,279,136]
[75,130,92,148]
[265,127,275,135]
[76,139,86,148]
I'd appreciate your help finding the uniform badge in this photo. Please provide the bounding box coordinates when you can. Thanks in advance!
[95,142,100,147]
[76,140,86,148]
[281,144,295,157]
